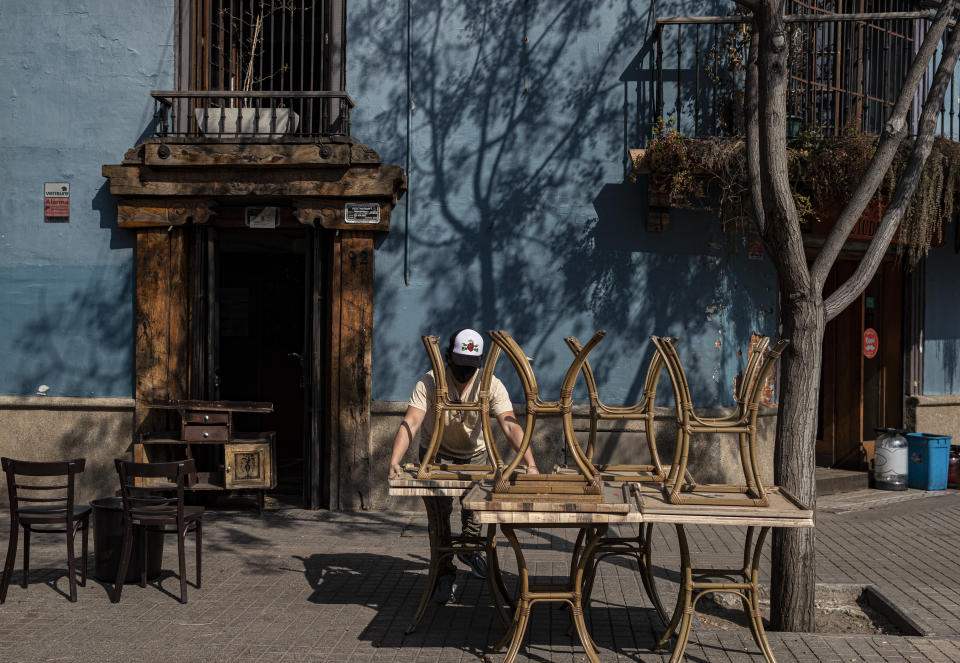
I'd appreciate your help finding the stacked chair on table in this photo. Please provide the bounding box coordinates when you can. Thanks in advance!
[653,335,789,507]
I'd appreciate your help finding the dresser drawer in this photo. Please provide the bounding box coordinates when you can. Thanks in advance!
[183,411,229,425]
[183,425,229,442]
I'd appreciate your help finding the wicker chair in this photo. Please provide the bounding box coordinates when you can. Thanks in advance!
[655,335,789,507]
[414,334,505,480]
[486,329,607,496]
[564,335,671,482]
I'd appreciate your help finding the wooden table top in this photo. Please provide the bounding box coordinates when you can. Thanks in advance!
[387,466,484,496]
[462,482,642,524]
[631,484,814,527]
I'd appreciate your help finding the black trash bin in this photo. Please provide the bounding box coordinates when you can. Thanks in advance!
[91,497,165,583]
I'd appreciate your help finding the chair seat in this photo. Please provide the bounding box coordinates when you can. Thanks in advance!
[18,504,91,524]
[132,504,204,526]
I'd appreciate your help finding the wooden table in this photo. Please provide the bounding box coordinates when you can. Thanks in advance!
[462,481,642,663]
[632,483,814,663]
[462,481,813,663]
[388,469,513,634]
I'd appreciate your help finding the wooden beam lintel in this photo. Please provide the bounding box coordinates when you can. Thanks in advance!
[102,163,406,199]
[118,198,215,228]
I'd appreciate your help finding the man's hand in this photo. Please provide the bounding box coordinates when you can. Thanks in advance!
[388,461,404,479]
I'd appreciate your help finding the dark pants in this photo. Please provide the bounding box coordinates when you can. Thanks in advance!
[419,446,486,576]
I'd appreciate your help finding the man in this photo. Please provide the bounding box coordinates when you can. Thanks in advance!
[388,328,538,604]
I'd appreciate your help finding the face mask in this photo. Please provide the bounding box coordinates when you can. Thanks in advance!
[450,364,477,384]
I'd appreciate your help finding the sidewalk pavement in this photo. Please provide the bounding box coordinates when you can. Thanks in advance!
[1,488,959,662]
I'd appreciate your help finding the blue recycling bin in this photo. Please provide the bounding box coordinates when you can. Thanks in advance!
[906,433,951,490]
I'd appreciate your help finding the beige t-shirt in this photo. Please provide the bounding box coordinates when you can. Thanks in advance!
[409,367,514,458]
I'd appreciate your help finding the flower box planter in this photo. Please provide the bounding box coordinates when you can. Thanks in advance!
[194,107,300,137]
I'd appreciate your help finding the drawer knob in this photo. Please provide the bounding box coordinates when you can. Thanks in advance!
[203,415,210,422]
[202,432,209,438]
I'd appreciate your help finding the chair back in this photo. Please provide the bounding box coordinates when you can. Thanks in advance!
[114,459,195,524]
[565,335,670,479]
[416,335,504,479]
[487,330,606,490]
[1,457,85,527]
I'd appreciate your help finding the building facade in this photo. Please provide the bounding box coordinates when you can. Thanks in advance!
[2,0,957,509]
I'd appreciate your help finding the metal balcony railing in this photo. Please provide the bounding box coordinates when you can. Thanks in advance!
[651,2,960,141]
[151,90,353,139]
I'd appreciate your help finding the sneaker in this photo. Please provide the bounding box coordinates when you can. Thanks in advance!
[432,573,456,605]
[457,551,487,579]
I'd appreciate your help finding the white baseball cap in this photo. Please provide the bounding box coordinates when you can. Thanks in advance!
[449,328,484,368]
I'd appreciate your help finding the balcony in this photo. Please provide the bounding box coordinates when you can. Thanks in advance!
[150,90,352,140]
[650,4,960,141]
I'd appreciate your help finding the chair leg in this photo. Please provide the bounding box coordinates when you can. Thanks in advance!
[195,521,202,589]
[113,522,134,603]
[80,518,88,586]
[66,521,77,602]
[139,527,147,588]
[177,526,188,603]
[0,519,19,603]
[22,526,30,588]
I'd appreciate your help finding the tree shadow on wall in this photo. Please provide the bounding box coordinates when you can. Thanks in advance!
[352,0,762,406]
[11,266,133,398]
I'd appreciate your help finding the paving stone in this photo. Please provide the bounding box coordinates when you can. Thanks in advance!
[2,494,960,660]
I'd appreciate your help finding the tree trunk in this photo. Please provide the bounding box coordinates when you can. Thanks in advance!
[769,285,824,632]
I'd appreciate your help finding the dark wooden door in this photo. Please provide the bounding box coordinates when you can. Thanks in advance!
[817,259,904,469]
[192,224,317,506]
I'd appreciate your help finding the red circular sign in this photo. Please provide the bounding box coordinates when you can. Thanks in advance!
[863,328,879,359]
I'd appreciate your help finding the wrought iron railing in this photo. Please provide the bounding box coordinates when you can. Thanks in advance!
[651,4,960,141]
[150,90,353,138]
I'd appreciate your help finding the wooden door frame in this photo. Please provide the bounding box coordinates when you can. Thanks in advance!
[106,138,406,510]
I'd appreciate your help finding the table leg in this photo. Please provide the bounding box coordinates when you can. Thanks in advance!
[484,525,514,628]
[581,523,670,628]
[657,524,777,663]
[406,497,445,634]
[492,524,606,663]
[638,523,669,625]
[407,500,513,634]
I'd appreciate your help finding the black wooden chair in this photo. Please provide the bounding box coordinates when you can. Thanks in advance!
[1,457,90,602]
[112,459,204,604]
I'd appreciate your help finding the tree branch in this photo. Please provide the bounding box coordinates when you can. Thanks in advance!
[756,0,809,291]
[811,0,956,293]
[824,22,960,322]
[745,27,765,234]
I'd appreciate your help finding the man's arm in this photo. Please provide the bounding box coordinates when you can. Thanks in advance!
[388,406,427,478]
[497,411,538,474]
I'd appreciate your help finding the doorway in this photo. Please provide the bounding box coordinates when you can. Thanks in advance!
[210,227,311,506]
[817,259,904,469]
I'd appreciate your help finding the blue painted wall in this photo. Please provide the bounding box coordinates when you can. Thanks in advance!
[924,222,960,395]
[349,0,777,408]
[0,1,173,397]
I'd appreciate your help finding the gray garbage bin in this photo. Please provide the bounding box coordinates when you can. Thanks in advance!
[91,497,165,583]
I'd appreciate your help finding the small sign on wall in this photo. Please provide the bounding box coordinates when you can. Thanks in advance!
[345,202,380,224]
[863,328,879,359]
[44,182,69,222]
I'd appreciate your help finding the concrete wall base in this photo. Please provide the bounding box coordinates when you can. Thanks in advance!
[905,395,960,440]
[0,397,135,506]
